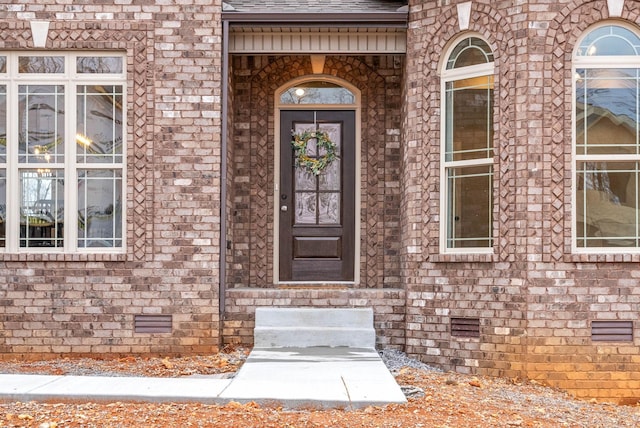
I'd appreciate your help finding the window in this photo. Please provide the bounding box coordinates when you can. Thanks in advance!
[441,37,495,251]
[279,80,355,105]
[0,53,125,252]
[574,25,640,250]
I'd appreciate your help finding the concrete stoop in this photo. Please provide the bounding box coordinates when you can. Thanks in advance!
[253,307,376,349]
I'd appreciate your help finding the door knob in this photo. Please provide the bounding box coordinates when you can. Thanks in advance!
[281,205,288,212]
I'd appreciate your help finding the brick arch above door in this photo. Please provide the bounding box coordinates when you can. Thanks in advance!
[229,54,403,288]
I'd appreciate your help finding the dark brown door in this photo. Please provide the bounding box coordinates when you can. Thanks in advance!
[279,110,355,282]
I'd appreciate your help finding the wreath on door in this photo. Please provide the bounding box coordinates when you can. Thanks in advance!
[291,130,338,175]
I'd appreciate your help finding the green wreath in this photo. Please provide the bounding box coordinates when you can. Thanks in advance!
[291,130,338,175]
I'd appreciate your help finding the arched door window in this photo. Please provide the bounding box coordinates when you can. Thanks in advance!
[441,36,495,251]
[574,24,640,249]
[279,80,355,105]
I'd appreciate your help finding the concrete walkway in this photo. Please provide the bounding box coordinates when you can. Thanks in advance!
[0,347,407,409]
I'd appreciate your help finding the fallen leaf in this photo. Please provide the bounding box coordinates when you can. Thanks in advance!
[468,378,482,388]
[162,358,174,370]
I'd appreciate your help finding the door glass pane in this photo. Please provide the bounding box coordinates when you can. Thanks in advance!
[295,168,315,191]
[318,122,341,191]
[20,169,64,248]
[292,122,342,225]
[319,160,340,191]
[19,85,65,164]
[77,85,124,163]
[319,193,340,224]
[295,192,316,224]
[78,170,122,248]
[280,81,355,105]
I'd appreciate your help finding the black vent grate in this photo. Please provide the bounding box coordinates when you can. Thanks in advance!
[135,314,173,333]
[451,317,480,338]
[591,321,633,342]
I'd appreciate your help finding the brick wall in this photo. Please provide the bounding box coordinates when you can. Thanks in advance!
[0,1,223,358]
[1,0,639,404]
[403,0,640,403]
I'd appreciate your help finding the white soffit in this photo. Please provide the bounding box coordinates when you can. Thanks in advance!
[228,27,406,54]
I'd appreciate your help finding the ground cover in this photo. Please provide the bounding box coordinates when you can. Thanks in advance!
[1,347,638,428]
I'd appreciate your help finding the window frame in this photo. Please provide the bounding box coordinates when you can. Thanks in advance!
[572,23,640,253]
[0,51,127,254]
[439,35,496,255]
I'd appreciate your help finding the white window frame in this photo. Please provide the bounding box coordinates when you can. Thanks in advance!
[0,51,126,254]
[572,23,640,253]
[440,36,495,255]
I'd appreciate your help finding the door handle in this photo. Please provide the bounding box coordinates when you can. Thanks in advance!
[280,205,288,212]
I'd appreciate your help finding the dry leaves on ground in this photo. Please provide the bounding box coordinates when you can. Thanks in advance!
[1,348,640,428]
[0,346,248,378]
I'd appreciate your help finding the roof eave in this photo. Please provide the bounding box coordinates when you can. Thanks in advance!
[221,12,408,27]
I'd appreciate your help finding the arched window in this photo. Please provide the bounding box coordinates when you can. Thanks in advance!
[574,24,640,249]
[441,36,495,251]
[279,81,355,105]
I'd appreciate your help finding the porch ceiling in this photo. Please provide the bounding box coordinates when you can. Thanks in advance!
[228,27,406,54]
[222,1,408,55]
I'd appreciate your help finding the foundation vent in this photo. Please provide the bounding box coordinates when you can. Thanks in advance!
[135,314,173,334]
[451,317,480,338]
[591,321,633,342]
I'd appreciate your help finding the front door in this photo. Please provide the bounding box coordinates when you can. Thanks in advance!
[279,110,355,282]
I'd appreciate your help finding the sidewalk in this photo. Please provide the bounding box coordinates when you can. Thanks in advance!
[0,347,407,409]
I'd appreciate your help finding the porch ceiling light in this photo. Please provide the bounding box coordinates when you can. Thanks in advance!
[295,88,305,97]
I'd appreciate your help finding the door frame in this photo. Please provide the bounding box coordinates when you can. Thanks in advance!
[274,75,361,285]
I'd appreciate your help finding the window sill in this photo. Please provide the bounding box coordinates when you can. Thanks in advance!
[567,252,640,263]
[0,252,128,262]
[429,252,496,263]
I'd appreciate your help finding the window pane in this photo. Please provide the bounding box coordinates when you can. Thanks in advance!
[0,85,6,163]
[0,170,5,247]
[280,81,355,105]
[78,170,122,248]
[447,37,494,69]
[445,76,494,161]
[447,165,493,248]
[319,192,340,224]
[77,85,124,163]
[0,56,6,73]
[18,56,65,73]
[76,56,123,74]
[576,162,639,247]
[575,68,639,155]
[20,169,64,248]
[19,85,65,164]
[295,192,316,224]
[577,25,640,56]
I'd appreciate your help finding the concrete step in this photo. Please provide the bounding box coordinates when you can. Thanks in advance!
[254,307,375,349]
